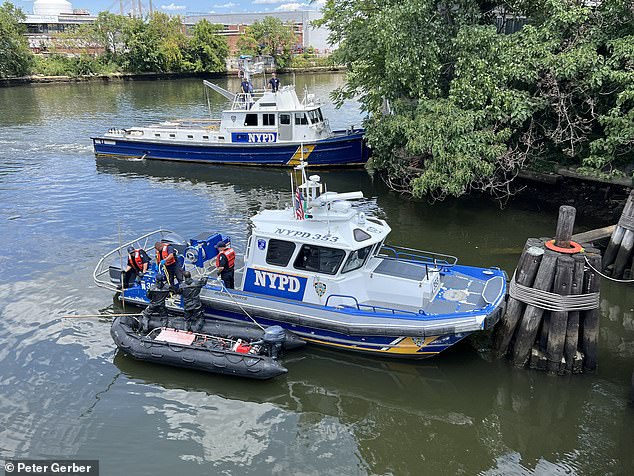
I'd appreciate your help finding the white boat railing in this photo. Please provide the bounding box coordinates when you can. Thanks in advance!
[93,229,175,290]
[231,91,267,110]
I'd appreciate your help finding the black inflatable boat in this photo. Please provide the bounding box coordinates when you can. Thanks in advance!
[111,315,295,380]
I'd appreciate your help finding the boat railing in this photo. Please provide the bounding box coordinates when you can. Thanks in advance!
[93,229,175,291]
[231,91,267,110]
[378,245,457,270]
[324,294,420,316]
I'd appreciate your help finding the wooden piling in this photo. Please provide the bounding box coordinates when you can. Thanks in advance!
[603,190,634,271]
[554,206,576,248]
[494,239,544,357]
[563,254,586,373]
[545,255,574,374]
[612,230,634,279]
[511,250,559,367]
[581,253,602,372]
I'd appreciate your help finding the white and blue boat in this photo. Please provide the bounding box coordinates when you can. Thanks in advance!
[92,57,368,167]
[94,164,507,358]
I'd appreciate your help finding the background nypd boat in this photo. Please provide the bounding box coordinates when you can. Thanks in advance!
[94,168,507,358]
[92,57,368,167]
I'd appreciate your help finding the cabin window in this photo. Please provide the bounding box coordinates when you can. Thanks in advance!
[169,133,176,138]
[293,244,345,275]
[187,135,194,139]
[353,228,372,242]
[266,239,296,267]
[202,135,209,140]
[262,114,276,126]
[280,114,291,125]
[295,113,308,125]
[244,114,258,126]
[307,110,320,124]
[341,245,373,273]
[155,133,161,137]
[317,108,324,122]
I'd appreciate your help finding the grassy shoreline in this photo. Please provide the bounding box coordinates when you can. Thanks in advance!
[0,66,347,88]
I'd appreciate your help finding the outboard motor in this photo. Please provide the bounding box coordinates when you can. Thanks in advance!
[262,326,286,359]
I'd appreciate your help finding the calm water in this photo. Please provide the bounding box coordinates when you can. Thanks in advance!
[0,75,633,475]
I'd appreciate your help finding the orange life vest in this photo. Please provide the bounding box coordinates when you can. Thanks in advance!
[156,244,176,266]
[128,250,145,272]
[216,248,235,269]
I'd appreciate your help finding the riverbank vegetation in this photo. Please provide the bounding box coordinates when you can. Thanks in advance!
[0,3,228,78]
[320,0,634,199]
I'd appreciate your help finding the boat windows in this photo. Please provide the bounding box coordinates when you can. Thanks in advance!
[353,228,372,242]
[187,135,194,139]
[169,133,176,138]
[341,245,373,273]
[280,114,291,125]
[266,239,296,267]
[262,114,276,126]
[295,113,308,126]
[317,108,324,122]
[294,244,345,275]
[202,135,209,140]
[307,109,321,124]
[244,114,258,126]
[155,133,161,137]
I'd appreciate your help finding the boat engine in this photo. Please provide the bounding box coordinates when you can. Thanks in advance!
[261,325,286,359]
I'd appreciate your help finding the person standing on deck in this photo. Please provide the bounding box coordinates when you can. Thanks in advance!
[215,240,235,289]
[241,78,254,109]
[120,246,150,289]
[268,72,280,93]
[141,274,171,332]
[178,271,208,332]
[154,241,183,288]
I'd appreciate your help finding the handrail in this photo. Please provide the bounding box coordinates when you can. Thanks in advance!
[93,229,175,290]
[378,244,457,268]
[324,294,419,317]
[324,294,360,309]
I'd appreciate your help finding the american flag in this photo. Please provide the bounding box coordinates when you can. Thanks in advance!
[294,187,305,220]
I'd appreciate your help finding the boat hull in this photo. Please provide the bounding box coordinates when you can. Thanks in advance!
[92,131,369,167]
[116,284,505,359]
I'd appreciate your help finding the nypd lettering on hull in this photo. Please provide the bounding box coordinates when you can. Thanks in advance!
[243,268,307,301]
[231,132,278,143]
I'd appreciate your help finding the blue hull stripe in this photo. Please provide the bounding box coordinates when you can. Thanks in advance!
[92,132,368,166]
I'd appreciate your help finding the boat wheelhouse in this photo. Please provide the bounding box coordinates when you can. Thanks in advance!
[94,165,506,358]
[92,57,368,167]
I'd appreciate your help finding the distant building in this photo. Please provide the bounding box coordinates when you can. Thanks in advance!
[185,10,331,56]
[22,0,97,53]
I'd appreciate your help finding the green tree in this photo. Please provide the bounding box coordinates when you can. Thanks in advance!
[320,0,634,199]
[239,16,297,67]
[185,20,229,72]
[0,1,33,78]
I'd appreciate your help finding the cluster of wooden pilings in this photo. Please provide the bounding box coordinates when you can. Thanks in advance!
[603,190,634,280]
[495,205,602,374]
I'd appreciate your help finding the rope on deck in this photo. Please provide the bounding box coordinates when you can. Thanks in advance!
[508,271,600,312]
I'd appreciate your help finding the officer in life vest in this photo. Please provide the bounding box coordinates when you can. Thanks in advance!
[141,274,171,332]
[178,271,208,332]
[154,241,183,288]
[121,246,150,289]
[215,240,235,289]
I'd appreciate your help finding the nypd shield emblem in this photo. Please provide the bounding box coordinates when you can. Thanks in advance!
[314,282,327,297]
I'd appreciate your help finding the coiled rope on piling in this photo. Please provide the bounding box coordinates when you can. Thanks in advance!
[508,271,600,312]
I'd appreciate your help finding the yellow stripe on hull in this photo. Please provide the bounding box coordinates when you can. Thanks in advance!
[302,336,440,357]
[287,144,316,166]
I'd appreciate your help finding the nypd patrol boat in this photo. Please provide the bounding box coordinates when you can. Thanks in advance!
[92,57,368,167]
[93,165,507,358]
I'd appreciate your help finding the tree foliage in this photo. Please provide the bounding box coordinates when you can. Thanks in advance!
[320,0,634,199]
[238,17,297,67]
[0,1,33,78]
[185,20,229,72]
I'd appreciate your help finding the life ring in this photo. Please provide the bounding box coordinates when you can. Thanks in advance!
[544,239,584,254]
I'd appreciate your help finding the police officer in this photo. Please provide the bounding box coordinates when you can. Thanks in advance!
[268,72,280,93]
[154,241,183,289]
[241,78,254,109]
[141,274,171,332]
[215,240,235,289]
[178,271,208,332]
[121,246,150,289]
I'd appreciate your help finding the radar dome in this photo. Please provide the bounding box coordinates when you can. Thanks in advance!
[33,0,73,16]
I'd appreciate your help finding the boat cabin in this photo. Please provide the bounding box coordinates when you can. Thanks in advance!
[238,175,444,313]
